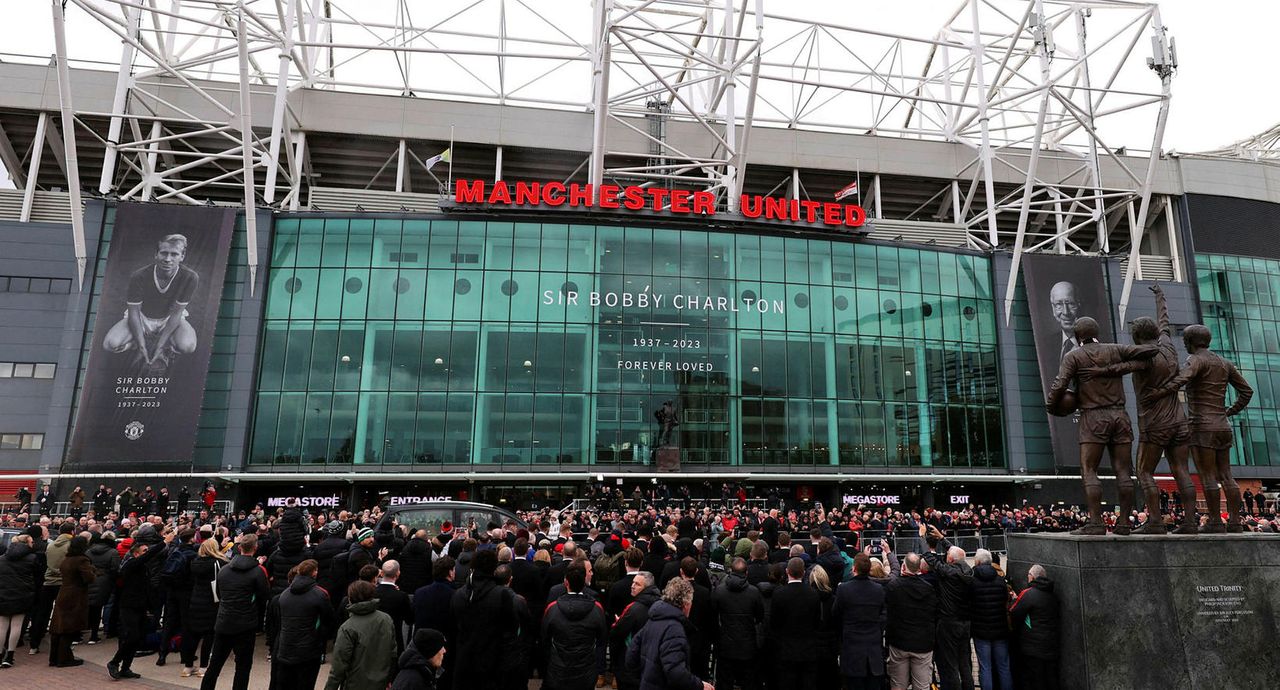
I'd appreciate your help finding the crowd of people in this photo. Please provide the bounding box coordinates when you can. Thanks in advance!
[0,483,1275,690]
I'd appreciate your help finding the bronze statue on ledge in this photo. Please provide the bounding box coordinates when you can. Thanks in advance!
[1046,316,1155,536]
[1144,323,1253,533]
[1084,284,1196,534]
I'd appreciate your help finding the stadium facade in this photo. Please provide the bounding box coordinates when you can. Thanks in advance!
[0,1,1277,509]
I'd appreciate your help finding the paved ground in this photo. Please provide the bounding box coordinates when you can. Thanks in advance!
[17,635,557,689]
[10,636,321,690]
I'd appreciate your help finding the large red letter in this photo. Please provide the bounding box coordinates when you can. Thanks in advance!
[843,205,867,227]
[543,182,566,206]
[692,192,715,215]
[455,179,485,203]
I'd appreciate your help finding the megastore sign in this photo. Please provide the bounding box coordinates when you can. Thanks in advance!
[450,179,868,229]
[266,495,342,508]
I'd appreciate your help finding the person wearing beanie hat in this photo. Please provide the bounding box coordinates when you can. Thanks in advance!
[389,628,446,690]
[344,528,380,591]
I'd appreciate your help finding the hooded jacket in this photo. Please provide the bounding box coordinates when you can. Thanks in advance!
[86,539,120,608]
[277,506,310,552]
[451,575,521,690]
[214,553,270,634]
[266,541,310,597]
[325,599,397,690]
[610,585,660,690]
[396,536,433,595]
[44,533,72,585]
[541,591,608,689]
[970,563,1012,641]
[1009,576,1060,660]
[815,547,847,587]
[268,574,335,664]
[711,572,764,660]
[0,541,38,615]
[313,536,350,600]
[389,642,440,690]
[625,600,704,690]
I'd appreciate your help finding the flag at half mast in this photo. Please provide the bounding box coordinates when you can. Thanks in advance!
[424,148,452,170]
[834,180,859,201]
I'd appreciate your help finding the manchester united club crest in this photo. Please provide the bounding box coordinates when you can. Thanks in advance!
[124,420,145,441]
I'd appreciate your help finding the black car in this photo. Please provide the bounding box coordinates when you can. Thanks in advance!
[384,500,526,535]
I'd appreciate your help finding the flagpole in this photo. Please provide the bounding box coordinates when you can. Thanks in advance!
[447,124,455,195]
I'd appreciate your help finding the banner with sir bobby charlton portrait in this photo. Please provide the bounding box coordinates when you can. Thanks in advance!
[66,202,235,469]
[1021,253,1115,468]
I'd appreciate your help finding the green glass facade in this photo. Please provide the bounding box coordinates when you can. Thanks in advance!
[249,216,1004,468]
[1197,253,1280,466]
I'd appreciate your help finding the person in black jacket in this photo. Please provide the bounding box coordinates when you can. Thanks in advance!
[413,556,457,690]
[541,562,608,690]
[391,627,447,690]
[972,550,1013,690]
[182,539,227,677]
[494,564,535,690]
[814,537,846,587]
[199,534,270,690]
[376,560,413,655]
[266,532,311,599]
[313,522,350,609]
[766,558,821,690]
[833,552,888,690]
[711,558,764,690]
[397,530,434,596]
[277,499,310,552]
[158,528,199,667]
[884,551,938,690]
[107,531,172,680]
[0,534,38,669]
[624,578,713,690]
[85,532,119,646]
[347,528,380,586]
[1010,564,1061,690]
[452,549,522,690]
[606,547,645,622]
[267,559,335,690]
[920,524,975,690]
[745,541,771,585]
[969,549,1013,690]
[610,571,660,690]
[678,556,716,679]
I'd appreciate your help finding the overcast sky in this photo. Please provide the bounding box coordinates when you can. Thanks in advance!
[1,1,1277,189]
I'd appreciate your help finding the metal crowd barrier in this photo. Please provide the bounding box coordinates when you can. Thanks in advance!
[6,499,235,518]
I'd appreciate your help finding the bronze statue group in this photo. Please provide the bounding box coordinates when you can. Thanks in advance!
[1046,284,1253,535]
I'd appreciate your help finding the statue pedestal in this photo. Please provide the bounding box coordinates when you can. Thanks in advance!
[1006,532,1280,690]
[654,446,680,472]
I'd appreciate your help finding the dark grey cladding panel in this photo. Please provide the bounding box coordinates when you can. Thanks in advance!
[1185,193,1280,261]
[1007,533,1280,690]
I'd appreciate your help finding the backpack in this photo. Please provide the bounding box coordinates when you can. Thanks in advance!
[593,550,624,593]
[330,548,353,593]
[159,546,195,587]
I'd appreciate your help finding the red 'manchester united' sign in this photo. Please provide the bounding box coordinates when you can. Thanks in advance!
[452,179,867,228]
